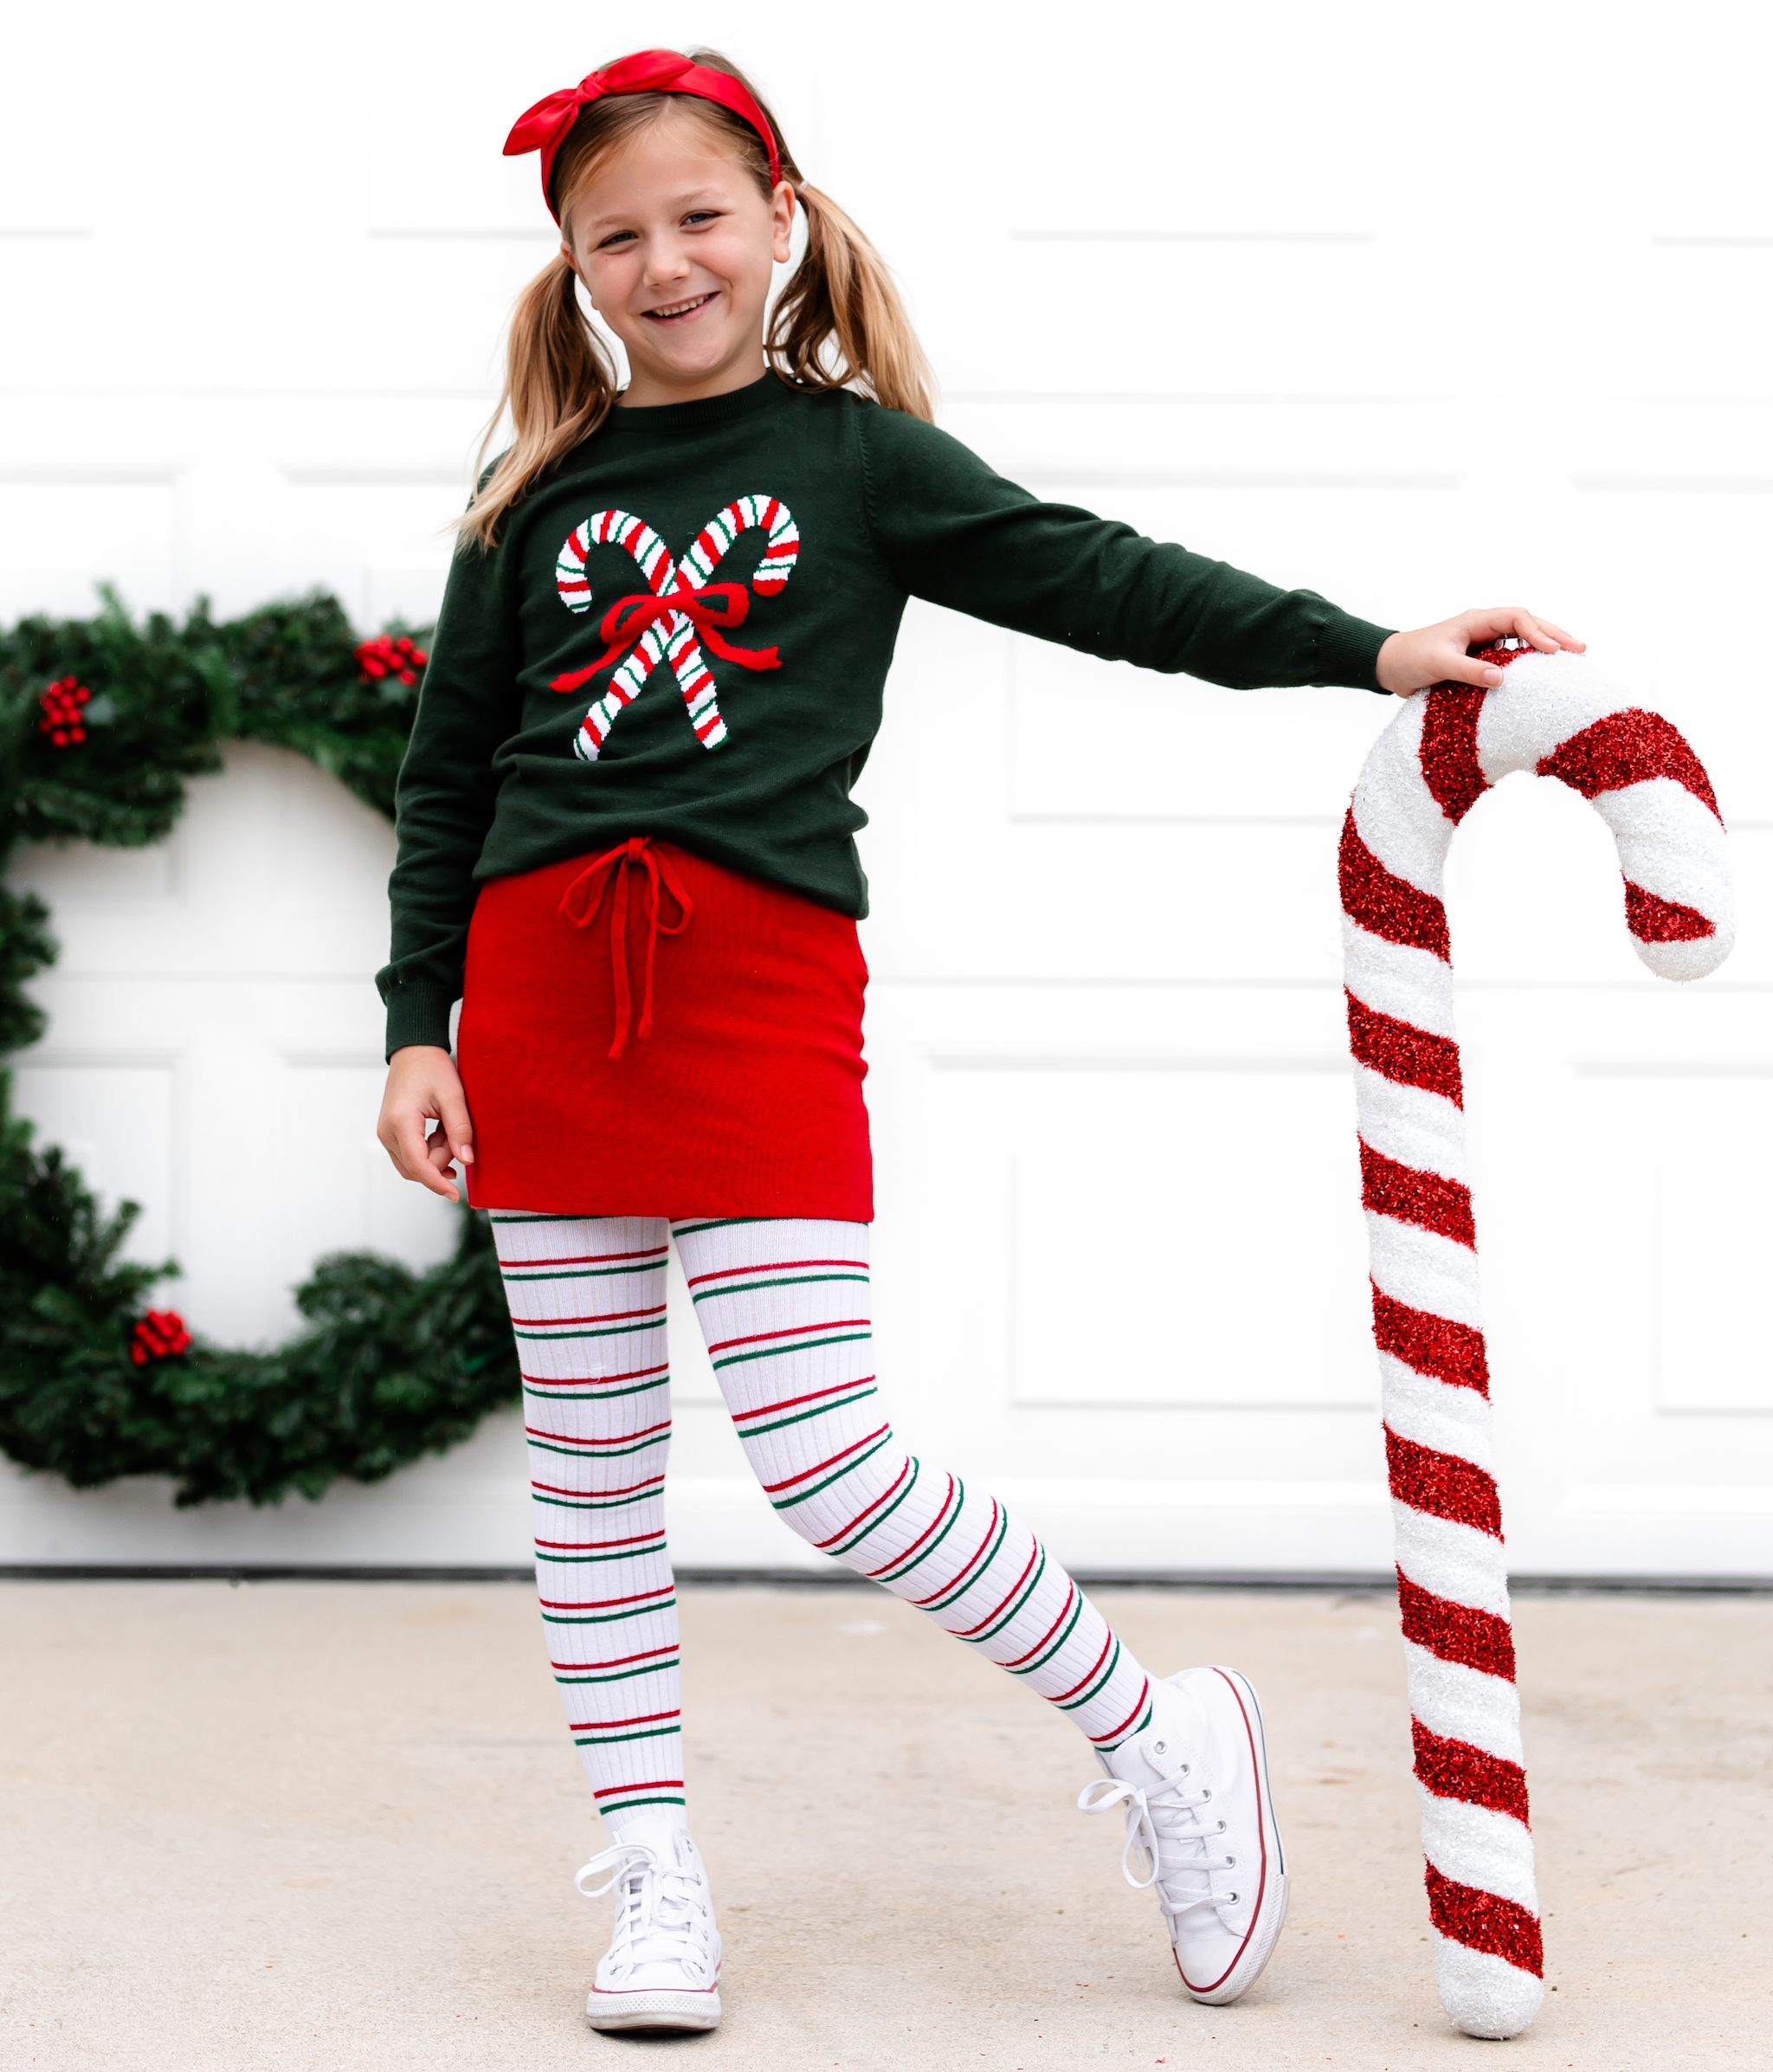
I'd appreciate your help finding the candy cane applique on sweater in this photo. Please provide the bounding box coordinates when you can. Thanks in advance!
[1341,641,1732,2043]
[551,496,800,760]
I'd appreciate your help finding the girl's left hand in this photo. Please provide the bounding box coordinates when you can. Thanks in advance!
[1376,608,1585,697]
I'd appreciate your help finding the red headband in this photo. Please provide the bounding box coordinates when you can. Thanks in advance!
[503,49,783,222]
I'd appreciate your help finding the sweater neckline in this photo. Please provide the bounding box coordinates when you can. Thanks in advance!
[599,372,796,437]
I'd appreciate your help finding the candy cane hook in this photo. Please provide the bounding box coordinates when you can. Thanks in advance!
[1340,642,1732,2040]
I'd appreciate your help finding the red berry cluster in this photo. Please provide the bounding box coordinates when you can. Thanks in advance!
[38,675,93,746]
[131,1309,193,1365]
[354,635,429,686]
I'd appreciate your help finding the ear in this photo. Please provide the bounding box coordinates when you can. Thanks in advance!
[561,239,594,306]
[771,182,796,266]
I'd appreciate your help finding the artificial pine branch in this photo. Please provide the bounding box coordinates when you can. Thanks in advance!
[0,589,520,1506]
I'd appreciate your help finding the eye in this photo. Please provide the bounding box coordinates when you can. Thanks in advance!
[596,229,637,250]
[682,210,721,228]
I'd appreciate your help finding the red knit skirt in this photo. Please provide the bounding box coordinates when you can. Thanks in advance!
[456,838,872,1219]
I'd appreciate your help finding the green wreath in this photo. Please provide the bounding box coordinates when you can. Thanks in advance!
[0,589,519,1507]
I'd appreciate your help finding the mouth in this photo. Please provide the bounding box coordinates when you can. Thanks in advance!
[642,291,718,325]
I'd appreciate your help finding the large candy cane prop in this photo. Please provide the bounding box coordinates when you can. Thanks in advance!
[554,496,799,760]
[1341,642,1732,2040]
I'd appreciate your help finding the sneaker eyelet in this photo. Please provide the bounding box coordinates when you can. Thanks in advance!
[1228,1891,1240,1905]
[1200,1788,1211,1801]
[1225,1855,1236,1867]
[1153,1740,1167,1754]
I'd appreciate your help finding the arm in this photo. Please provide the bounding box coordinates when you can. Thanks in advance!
[854,404,1394,692]
[854,406,1583,694]
[375,530,521,1197]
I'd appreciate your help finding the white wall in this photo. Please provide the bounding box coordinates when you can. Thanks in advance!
[3,1,1770,1575]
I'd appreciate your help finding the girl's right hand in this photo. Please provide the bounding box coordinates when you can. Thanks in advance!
[377,1045,474,1202]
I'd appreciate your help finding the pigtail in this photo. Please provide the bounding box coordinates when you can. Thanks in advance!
[457,251,619,552]
[768,183,936,423]
[686,48,936,422]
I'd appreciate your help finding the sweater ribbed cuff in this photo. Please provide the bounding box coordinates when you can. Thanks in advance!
[384,981,456,1061]
[1317,611,1396,694]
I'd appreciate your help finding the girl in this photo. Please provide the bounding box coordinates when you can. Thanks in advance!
[376,47,1582,2036]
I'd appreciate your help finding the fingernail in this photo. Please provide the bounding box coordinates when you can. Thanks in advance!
[1486,671,1504,685]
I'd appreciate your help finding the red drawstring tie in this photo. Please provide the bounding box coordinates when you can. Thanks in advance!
[558,837,693,1060]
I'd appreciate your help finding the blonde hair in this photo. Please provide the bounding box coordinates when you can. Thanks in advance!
[459,48,935,551]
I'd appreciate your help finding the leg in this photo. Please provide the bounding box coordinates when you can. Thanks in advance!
[669,1216,1151,1750]
[491,1210,720,2033]
[489,1212,684,1829]
[671,1214,1288,2005]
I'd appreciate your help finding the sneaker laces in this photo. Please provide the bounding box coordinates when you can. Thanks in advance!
[575,1838,716,1978]
[1077,1773,1239,1928]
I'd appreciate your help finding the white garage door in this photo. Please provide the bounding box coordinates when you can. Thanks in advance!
[3,1,1768,1575]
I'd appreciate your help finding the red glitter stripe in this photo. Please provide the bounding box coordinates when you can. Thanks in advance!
[1339,810,1451,959]
[1346,991,1464,1107]
[1538,708,1721,821]
[1412,1719,1530,1826]
[1420,687,1491,824]
[1397,1571,1516,1681]
[1623,880,1716,943]
[1423,1861,1544,1976]
[1385,1425,1502,1538]
[1370,1286,1490,1395]
[1359,1142,1475,1248]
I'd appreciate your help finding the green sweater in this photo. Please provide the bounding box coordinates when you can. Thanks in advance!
[380,373,1394,1055]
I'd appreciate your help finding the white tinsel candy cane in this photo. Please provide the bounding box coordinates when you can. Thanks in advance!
[1340,642,1733,2039]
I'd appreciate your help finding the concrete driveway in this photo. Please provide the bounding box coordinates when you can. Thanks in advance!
[2,1580,1767,2070]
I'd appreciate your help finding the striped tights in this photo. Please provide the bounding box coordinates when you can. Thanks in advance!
[492,1212,1154,1832]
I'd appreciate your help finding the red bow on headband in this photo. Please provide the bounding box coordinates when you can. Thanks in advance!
[503,49,783,220]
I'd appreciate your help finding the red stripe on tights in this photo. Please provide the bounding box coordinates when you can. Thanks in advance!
[1001,1579,1078,1669]
[686,1258,867,1287]
[736,1377,876,1423]
[910,1501,1001,1608]
[816,1455,912,1550]
[863,1473,956,1576]
[1090,1676,1151,1746]
[1050,1629,1113,1705]
[760,1423,891,1494]
[551,1643,679,1672]
[706,1318,870,1355]
[953,1541,1040,1638]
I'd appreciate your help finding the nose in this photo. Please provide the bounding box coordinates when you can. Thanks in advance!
[640,231,692,286]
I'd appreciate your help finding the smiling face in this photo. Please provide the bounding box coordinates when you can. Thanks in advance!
[561,104,796,410]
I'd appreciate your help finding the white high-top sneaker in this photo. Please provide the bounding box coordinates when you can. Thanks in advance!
[574,1817,722,2031]
[1078,1665,1288,2005]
